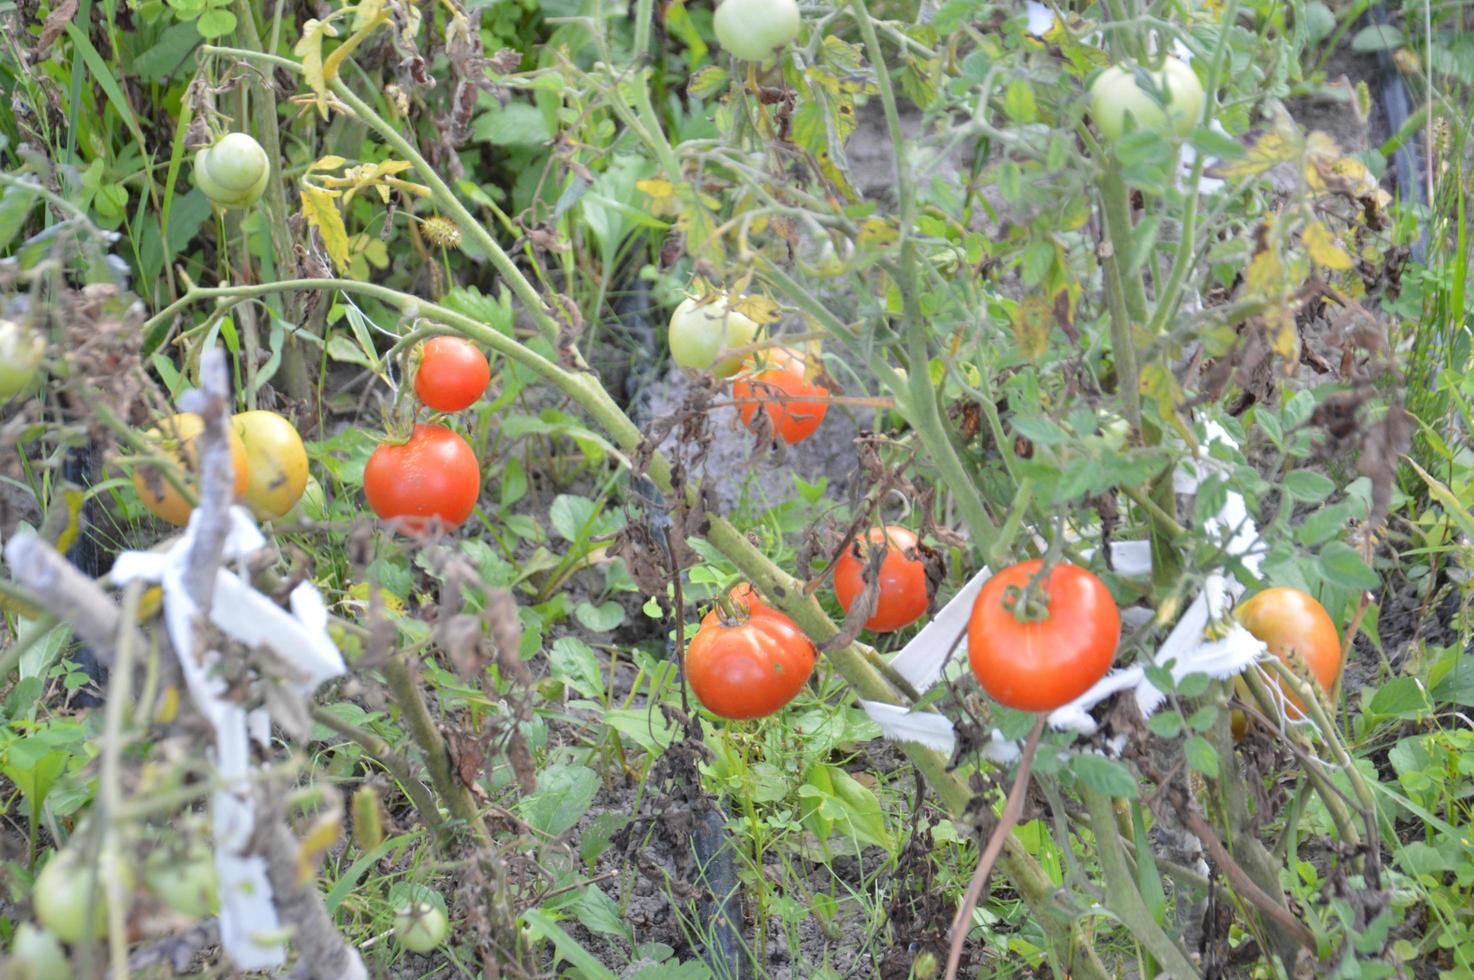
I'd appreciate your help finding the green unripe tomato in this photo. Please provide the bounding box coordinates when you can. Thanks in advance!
[286,475,328,523]
[1088,56,1204,140]
[7,924,70,980]
[33,846,132,944]
[394,901,450,953]
[145,846,219,920]
[668,294,761,378]
[0,319,45,400]
[194,133,270,209]
[713,0,800,61]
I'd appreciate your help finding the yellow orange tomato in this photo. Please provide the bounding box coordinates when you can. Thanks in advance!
[231,410,309,519]
[133,413,249,526]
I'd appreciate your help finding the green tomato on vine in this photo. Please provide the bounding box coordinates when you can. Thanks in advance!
[1088,56,1205,140]
[0,319,44,400]
[668,293,762,378]
[194,132,270,209]
[712,0,800,62]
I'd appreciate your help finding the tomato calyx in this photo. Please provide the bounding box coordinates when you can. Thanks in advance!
[999,564,1055,623]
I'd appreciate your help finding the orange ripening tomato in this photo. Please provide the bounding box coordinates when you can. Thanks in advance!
[133,412,250,526]
[833,525,930,632]
[1234,586,1342,720]
[967,560,1120,712]
[363,424,481,533]
[413,337,490,413]
[686,603,816,720]
[731,346,829,445]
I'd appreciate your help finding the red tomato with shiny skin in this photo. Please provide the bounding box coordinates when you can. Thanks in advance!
[413,337,490,412]
[1234,586,1342,719]
[967,560,1120,712]
[731,347,829,445]
[364,425,481,532]
[833,525,930,632]
[686,603,816,720]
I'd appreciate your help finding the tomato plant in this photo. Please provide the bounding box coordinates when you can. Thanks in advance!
[1234,586,1342,719]
[667,294,761,378]
[967,560,1120,712]
[686,601,816,719]
[833,526,930,633]
[363,424,481,533]
[133,412,251,526]
[231,410,309,520]
[731,347,829,445]
[1088,56,1205,140]
[0,319,44,400]
[412,336,491,412]
[712,0,800,62]
[394,901,450,952]
[193,132,270,209]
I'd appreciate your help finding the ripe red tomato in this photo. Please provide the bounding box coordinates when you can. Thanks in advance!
[364,425,481,533]
[731,346,829,445]
[686,602,816,720]
[967,560,1120,712]
[1234,586,1341,720]
[833,526,930,633]
[413,337,490,412]
[721,583,779,619]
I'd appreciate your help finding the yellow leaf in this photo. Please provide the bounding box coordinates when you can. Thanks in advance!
[321,11,390,89]
[1008,294,1053,361]
[857,216,899,247]
[1138,364,1197,448]
[730,295,783,325]
[1302,220,1354,271]
[295,809,342,885]
[152,683,180,725]
[310,155,348,171]
[351,0,386,31]
[51,486,87,555]
[1211,127,1300,181]
[300,184,351,273]
[293,19,338,115]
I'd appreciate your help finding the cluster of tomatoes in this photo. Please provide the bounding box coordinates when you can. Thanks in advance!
[686,524,1345,731]
[668,293,830,446]
[363,336,490,533]
[133,409,311,526]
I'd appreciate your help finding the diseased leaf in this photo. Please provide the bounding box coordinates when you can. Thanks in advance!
[300,184,350,272]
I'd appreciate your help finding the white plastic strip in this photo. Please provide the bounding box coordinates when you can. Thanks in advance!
[886,563,992,695]
[111,504,347,970]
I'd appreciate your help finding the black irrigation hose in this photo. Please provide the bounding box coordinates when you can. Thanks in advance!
[1367,1,1428,263]
[62,441,108,706]
[691,805,749,979]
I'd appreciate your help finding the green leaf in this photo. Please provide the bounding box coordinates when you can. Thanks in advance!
[522,908,618,980]
[1011,414,1069,445]
[195,7,237,36]
[1187,705,1219,732]
[1350,24,1404,51]
[473,102,552,146]
[1072,754,1138,799]
[1367,676,1431,721]
[574,600,625,633]
[0,185,38,252]
[573,884,629,938]
[549,494,596,542]
[603,706,675,755]
[550,637,605,699]
[519,764,599,836]
[1184,735,1219,777]
[828,769,894,851]
[1317,542,1379,591]
[1282,470,1335,503]
[1146,710,1183,738]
